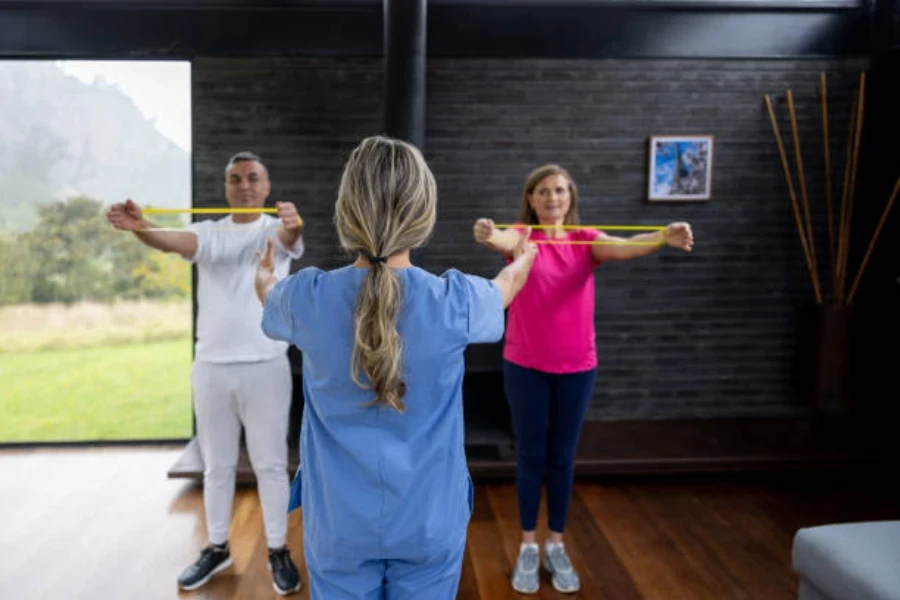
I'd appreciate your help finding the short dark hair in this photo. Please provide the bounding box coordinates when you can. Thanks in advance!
[225,151,266,174]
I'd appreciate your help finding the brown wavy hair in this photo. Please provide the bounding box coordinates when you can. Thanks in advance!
[518,164,581,225]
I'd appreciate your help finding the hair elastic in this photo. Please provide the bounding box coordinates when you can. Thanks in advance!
[364,252,388,265]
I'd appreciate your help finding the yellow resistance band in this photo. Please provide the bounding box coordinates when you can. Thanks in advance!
[136,211,661,244]
[135,225,283,232]
[138,207,301,231]
[142,207,279,214]
[533,239,662,246]
[494,223,665,231]
[493,223,666,246]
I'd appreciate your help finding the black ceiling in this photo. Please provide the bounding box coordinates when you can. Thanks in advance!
[0,0,886,59]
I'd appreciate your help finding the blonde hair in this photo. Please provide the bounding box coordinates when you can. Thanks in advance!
[334,136,437,412]
[518,164,581,225]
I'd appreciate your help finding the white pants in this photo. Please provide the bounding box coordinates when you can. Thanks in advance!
[191,355,292,549]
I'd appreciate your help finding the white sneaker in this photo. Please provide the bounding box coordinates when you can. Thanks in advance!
[543,541,580,593]
[511,542,540,594]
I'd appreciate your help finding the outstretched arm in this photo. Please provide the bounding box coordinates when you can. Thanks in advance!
[474,218,522,257]
[591,222,693,262]
[107,199,198,260]
[491,227,538,308]
[275,201,304,254]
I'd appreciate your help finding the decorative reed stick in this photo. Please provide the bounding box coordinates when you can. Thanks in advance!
[846,176,900,305]
[837,72,866,301]
[764,94,822,304]
[820,72,837,300]
[786,89,820,296]
[765,70,891,309]
[835,89,857,301]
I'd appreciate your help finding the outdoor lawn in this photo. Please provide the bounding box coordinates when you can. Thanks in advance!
[0,300,193,442]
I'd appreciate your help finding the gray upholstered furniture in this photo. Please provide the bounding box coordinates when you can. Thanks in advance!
[792,520,900,600]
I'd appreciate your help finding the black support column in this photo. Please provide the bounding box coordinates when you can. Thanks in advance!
[383,0,427,150]
[872,0,899,54]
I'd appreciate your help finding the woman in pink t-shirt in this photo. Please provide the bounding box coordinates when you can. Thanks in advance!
[473,164,693,594]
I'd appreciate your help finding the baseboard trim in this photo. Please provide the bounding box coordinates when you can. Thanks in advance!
[167,416,891,482]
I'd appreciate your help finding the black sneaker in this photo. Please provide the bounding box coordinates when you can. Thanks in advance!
[177,544,233,590]
[268,547,302,595]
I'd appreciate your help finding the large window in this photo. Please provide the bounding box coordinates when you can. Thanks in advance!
[0,60,193,442]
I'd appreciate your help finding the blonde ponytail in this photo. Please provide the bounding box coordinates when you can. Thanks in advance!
[334,136,436,411]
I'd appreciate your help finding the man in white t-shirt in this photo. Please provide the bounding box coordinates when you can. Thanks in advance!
[107,151,304,595]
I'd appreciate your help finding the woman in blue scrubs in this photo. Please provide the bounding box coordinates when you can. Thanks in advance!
[253,135,538,599]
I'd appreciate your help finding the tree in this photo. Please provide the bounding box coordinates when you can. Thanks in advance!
[16,195,191,304]
[26,196,118,303]
[0,231,34,304]
[130,250,191,300]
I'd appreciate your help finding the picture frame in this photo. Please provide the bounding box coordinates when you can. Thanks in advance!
[647,135,714,202]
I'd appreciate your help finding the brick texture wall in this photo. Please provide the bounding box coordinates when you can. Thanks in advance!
[193,56,866,421]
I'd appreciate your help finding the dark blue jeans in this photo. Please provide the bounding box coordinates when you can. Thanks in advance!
[503,360,596,533]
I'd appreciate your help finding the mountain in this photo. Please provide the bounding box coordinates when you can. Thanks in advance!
[0,61,190,231]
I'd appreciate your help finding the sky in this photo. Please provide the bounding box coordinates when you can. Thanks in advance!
[57,60,192,153]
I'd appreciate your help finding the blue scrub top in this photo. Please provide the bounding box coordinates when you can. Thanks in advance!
[261,265,504,560]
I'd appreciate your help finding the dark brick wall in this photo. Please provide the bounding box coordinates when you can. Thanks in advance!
[192,58,385,272]
[193,56,867,421]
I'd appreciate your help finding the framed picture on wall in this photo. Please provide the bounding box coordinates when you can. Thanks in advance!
[647,135,714,201]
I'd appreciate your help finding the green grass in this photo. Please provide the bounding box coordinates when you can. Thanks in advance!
[0,299,193,442]
[0,299,191,354]
[0,338,194,442]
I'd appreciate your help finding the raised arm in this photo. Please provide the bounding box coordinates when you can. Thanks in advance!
[491,227,538,308]
[255,238,278,305]
[591,222,693,262]
[107,199,198,261]
[473,218,522,257]
[275,201,304,253]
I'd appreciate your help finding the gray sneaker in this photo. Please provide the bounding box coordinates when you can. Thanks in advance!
[543,542,580,593]
[511,543,540,594]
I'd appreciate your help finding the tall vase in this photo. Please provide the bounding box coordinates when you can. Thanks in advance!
[813,304,852,416]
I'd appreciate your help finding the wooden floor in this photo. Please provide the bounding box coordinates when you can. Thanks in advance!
[1,446,897,599]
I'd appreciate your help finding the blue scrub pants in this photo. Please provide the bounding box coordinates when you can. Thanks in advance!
[304,534,466,600]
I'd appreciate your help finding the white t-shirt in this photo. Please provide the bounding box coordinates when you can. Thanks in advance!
[184,214,304,363]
